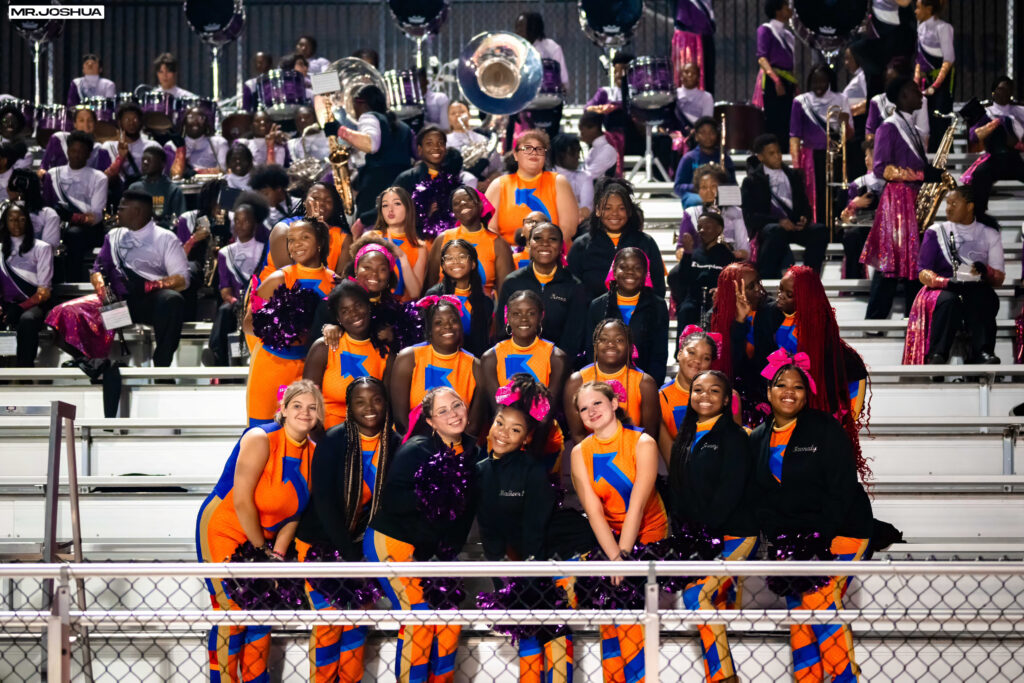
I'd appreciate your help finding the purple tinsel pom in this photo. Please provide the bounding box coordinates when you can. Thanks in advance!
[575,545,646,610]
[636,525,723,593]
[413,444,473,522]
[419,545,466,610]
[370,298,425,354]
[223,541,307,610]
[252,282,323,351]
[476,577,570,644]
[765,532,834,597]
[303,543,384,609]
[413,172,460,239]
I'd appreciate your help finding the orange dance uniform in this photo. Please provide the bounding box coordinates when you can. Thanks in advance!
[408,342,477,415]
[257,220,346,286]
[659,378,742,440]
[437,224,501,296]
[493,337,554,385]
[495,172,560,246]
[246,264,336,426]
[382,228,423,301]
[579,363,646,428]
[321,334,389,429]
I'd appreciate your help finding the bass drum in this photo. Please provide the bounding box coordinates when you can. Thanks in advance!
[387,0,449,38]
[791,0,869,56]
[714,102,764,153]
[383,70,424,120]
[578,0,643,49]
[183,0,245,46]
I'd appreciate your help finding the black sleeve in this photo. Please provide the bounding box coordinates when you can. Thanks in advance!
[557,280,589,362]
[311,428,356,555]
[703,427,751,532]
[790,168,814,223]
[475,464,507,561]
[566,239,585,284]
[667,258,689,305]
[378,441,426,520]
[818,418,859,540]
[442,471,479,556]
[521,461,558,560]
[730,319,750,376]
[584,296,607,360]
[493,278,514,340]
[648,297,670,386]
[740,177,775,237]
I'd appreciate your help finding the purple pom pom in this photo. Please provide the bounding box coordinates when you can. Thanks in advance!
[476,577,571,644]
[413,444,473,522]
[370,298,425,354]
[575,546,646,610]
[636,524,723,593]
[222,542,307,610]
[765,532,834,597]
[303,543,384,609]
[252,282,323,351]
[413,172,461,239]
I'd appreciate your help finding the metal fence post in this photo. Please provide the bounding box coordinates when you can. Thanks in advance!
[644,561,660,683]
[46,567,71,683]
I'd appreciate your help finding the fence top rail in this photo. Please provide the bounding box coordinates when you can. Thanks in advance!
[1,560,1022,580]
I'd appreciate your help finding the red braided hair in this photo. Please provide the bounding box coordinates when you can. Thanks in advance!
[709,262,762,379]
[787,265,871,481]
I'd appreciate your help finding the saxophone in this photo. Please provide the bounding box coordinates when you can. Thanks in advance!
[324,107,355,215]
[915,112,959,232]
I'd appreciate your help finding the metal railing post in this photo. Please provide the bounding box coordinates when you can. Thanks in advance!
[1003,426,1017,475]
[46,567,71,683]
[644,561,660,683]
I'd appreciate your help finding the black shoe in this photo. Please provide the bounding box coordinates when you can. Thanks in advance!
[971,352,1001,365]
[201,347,217,367]
[926,352,947,365]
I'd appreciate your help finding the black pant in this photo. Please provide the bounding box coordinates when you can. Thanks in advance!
[930,285,999,358]
[702,36,716,97]
[207,301,239,366]
[927,78,954,153]
[969,151,1024,216]
[126,288,184,367]
[865,272,921,319]
[841,225,871,279]
[762,78,795,150]
[757,222,828,279]
[3,303,45,367]
[63,222,103,282]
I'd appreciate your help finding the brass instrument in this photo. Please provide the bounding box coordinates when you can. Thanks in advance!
[824,105,847,239]
[196,216,220,290]
[455,112,500,172]
[915,112,959,232]
[719,112,726,167]
[456,32,544,116]
[287,123,329,193]
[323,107,355,216]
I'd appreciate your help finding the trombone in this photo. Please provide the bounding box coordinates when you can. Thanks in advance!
[824,105,847,241]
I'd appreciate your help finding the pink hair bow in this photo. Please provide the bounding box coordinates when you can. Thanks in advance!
[761,348,817,394]
[679,324,723,355]
[355,242,396,270]
[605,379,628,404]
[416,294,466,316]
[495,381,551,421]
[604,249,655,291]
[477,188,495,223]
[276,384,288,402]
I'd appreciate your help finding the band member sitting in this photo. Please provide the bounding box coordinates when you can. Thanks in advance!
[167,107,229,178]
[740,134,828,278]
[102,103,156,189]
[288,105,329,165]
[244,110,290,168]
[673,116,736,208]
[0,201,53,367]
[66,53,117,107]
[295,34,330,75]
[251,164,300,230]
[551,133,594,221]
[241,52,273,113]
[41,131,108,282]
[965,76,1024,218]
[39,107,112,173]
[578,111,619,179]
[153,52,195,99]
[669,62,715,153]
[0,142,27,203]
[446,100,502,183]
[127,146,185,229]
[905,186,1004,365]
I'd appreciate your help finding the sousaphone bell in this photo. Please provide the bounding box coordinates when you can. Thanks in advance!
[456,31,542,116]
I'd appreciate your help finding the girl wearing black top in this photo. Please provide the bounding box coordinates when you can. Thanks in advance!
[494,221,589,360]
[476,374,594,683]
[364,386,479,683]
[587,247,670,385]
[668,370,757,683]
[749,362,873,683]
[295,377,401,683]
[424,238,494,357]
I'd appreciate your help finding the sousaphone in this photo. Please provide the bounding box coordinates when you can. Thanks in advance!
[456,31,543,116]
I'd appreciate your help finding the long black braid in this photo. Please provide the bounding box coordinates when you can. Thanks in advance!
[438,239,489,350]
[341,376,394,534]
[592,317,637,369]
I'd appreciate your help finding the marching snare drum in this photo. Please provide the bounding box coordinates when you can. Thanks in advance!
[628,56,674,110]
[34,104,67,146]
[383,70,424,120]
[527,59,563,110]
[141,91,176,131]
[83,96,119,141]
[176,96,218,132]
[221,112,254,142]
[257,69,308,120]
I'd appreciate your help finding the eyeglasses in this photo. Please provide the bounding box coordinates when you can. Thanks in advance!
[517,144,548,156]
[433,401,466,418]
[442,254,470,264]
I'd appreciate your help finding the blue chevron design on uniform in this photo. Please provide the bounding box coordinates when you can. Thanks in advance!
[592,450,633,505]
[425,364,453,389]
[514,188,551,218]
[503,353,538,381]
[338,350,369,378]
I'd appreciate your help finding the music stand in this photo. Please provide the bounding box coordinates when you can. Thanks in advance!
[627,109,671,183]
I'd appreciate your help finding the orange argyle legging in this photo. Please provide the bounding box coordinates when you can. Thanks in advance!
[363,528,461,683]
[296,540,368,683]
[785,536,870,683]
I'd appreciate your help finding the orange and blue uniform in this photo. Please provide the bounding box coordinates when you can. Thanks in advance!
[775,312,798,354]
[382,228,423,301]
[494,337,554,386]
[495,172,560,246]
[246,264,335,426]
[321,334,389,429]
[513,249,531,269]
[580,423,667,683]
[256,219,346,286]
[617,292,640,325]
[196,422,313,683]
[580,364,646,428]
[297,432,382,683]
[436,224,501,296]
[658,378,742,440]
[449,286,474,336]
[408,342,477,417]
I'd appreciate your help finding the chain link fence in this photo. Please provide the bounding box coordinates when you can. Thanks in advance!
[2,559,1023,682]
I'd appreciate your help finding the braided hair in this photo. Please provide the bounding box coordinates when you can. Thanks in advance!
[603,247,648,320]
[340,377,394,532]
[592,317,636,370]
[496,372,554,459]
[786,265,870,480]
[437,238,489,348]
[502,289,544,340]
[709,262,764,378]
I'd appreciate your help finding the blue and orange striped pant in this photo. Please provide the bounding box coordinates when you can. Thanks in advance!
[786,536,870,682]
[296,540,368,683]
[682,535,760,682]
[518,574,577,683]
[363,528,461,683]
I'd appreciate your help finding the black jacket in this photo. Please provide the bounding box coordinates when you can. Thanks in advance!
[367,434,479,559]
[424,282,494,358]
[494,265,589,361]
[668,416,757,537]
[740,157,813,238]
[668,242,737,313]
[586,288,670,385]
[567,229,667,300]
[353,112,414,226]
[748,409,873,540]
[295,424,403,559]
[476,450,594,561]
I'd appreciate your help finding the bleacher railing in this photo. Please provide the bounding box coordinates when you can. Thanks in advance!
[1,561,1022,682]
